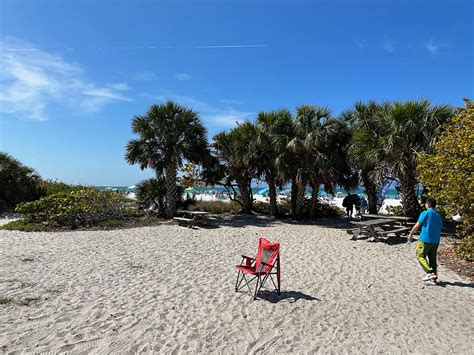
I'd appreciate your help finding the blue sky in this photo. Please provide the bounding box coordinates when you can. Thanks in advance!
[1,0,473,186]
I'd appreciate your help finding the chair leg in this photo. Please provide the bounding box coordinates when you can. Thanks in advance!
[243,274,254,295]
[253,276,260,300]
[269,274,278,292]
[277,257,281,295]
[235,271,241,292]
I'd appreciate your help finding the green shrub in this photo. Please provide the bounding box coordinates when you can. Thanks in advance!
[276,199,292,215]
[454,235,474,262]
[189,200,240,214]
[253,201,271,214]
[253,198,343,218]
[136,178,184,216]
[15,189,128,228]
[97,219,127,230]
[40,179,85,196]
[316,203,345,217]
[386,205,404,216]
[418,99,473,237]
[0,219,47,232]
[0,152,44,212]
[275,198,343,218]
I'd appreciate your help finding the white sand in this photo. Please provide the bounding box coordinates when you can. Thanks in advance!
[1,216,472,353]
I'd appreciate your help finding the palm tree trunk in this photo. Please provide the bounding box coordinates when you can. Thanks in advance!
[237,178,253,214]
[399,170,420,218]
[164,159,177,219]
[267,177,278,216]
[309,180,319,219]
[361,168,378,214]
[290,175,298,216]
[295,170,307,217]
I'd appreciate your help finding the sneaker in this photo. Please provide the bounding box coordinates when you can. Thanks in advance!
[429,278,439,285]
[423,273,437,281]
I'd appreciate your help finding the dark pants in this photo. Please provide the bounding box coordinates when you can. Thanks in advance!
[346,205,353,218]
[416,241,439,274]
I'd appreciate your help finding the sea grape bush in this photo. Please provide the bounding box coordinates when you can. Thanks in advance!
[385,205,404,216]
[39,179,85,196]
[0,152,44,212]
[16,189,128,228]
[454,235,473,262]
[417,99,473,261]
[418,99,473,236]
[189,200,241,214]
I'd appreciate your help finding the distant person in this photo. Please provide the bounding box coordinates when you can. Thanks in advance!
[342,195,353,218]
[360,197,368,215]
[354,195,361,217]
[408,198,443,285]
[342,194,360,219]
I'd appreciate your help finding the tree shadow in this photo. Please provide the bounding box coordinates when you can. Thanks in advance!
[198,215,282,229]
[381,236,410,245]
[257,290,321,304]
[436,281,474,289]
[198,214,353,230]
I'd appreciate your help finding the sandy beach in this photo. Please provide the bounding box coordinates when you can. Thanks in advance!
[1,216,473,353]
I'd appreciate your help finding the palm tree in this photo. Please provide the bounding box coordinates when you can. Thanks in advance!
[287,105,332,217]
[125,101,209,218]
[345,101,391,214]
[254,109,294,216]
[380,100,454,217]
[212,121,258,213]
[306,117,356,217]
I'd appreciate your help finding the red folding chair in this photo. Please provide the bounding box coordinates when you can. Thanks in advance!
[234,237,281,300]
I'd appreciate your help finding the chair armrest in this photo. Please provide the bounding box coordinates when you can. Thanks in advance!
[241,255,255,261]
[240,255,255,267]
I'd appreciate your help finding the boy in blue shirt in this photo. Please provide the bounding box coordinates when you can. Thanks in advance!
[408,198,443,284]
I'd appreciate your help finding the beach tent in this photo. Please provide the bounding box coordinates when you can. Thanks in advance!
[234,237,281,300]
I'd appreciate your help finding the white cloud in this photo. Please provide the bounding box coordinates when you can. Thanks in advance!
[355,39,368,49]
[220,98,243,105]
[108,82,129,91]
[193,44,268,49]
[154,93,252,129]
[174,72,192,81]
[208,108,252,127]
[155,94,214,113]
[131,70,157,81]
[110,44,269,50]
[423,40,440,55]
[383,39,395,53]
[0,37,131,121]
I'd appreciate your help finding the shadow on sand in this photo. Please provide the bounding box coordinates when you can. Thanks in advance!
[381,236,411,245]
[197,214,354,230]
[436,281,474,289]
[257,290,321,304]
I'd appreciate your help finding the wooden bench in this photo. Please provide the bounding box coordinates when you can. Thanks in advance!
[174,210,210,228]
[361,214,413,226]
[377,226,411,237]
[173,216,197,228]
